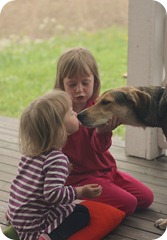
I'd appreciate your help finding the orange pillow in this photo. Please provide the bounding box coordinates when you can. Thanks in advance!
[68,200,125,240]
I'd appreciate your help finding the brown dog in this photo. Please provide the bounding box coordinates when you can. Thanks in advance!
[77,85,167,230]
[77,86,167,140]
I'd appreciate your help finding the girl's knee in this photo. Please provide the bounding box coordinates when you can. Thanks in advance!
[145,189,154,208]
[122,188,154,214]
[123,195,138,215]
[138,188,154,209]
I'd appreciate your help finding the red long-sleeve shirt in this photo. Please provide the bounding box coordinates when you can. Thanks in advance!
[63,101,117,186]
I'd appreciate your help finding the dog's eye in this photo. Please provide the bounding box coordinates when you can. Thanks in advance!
[100,100,111,105]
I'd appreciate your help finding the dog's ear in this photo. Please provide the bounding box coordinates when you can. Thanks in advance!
[125,89,151,117]
[126,89,150,105]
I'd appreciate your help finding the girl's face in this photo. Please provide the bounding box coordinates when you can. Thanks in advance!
[64,107,79,135]
[63,74,94,110]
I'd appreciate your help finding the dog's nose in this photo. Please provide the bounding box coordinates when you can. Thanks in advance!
[77,112,83,122]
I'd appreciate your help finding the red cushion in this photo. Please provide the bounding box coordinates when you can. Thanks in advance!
[68,200,125,240]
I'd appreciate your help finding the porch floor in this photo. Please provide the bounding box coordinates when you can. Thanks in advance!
[0,116,166,240]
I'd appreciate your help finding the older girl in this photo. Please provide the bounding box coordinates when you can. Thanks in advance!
[54,47,154,215]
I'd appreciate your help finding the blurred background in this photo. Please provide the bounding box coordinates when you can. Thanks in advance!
[0,0,128,39]
[0,0,129,137]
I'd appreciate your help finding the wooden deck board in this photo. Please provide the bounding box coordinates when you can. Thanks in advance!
[0,116,166,239]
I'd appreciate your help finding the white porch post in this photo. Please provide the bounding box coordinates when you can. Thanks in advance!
[125,0,166,159]
[158,15,167,148]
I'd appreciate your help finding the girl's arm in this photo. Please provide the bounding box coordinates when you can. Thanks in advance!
[90,116,121,152]
[43,154,102,203]
[91,130,112,152]
[43,154,76,204]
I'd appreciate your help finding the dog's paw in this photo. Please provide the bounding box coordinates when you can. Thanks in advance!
[155,219,167,230]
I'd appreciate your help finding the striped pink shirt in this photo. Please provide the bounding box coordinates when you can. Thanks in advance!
[7,150,76,240]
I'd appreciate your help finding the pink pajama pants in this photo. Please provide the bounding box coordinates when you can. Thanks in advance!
[76,170,154,215]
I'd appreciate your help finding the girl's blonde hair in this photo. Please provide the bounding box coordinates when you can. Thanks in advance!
[54,47,101,101]
[19,90,71,156]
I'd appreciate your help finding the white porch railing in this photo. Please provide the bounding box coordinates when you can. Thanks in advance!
[126,0,167,160]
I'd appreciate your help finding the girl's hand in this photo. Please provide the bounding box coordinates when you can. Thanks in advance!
[76,184,102,199]
[96,116,121,134]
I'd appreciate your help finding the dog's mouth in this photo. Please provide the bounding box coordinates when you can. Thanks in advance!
[77,112,108,128]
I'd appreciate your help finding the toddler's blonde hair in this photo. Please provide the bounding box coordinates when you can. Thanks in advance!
[54,47,101,101]
[19,90,71,156]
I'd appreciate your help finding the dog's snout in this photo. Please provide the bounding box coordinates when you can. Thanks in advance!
[77,111,91,126]
[77,111,85,122]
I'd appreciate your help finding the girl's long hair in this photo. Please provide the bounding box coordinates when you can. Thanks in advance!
[19,90,71,156]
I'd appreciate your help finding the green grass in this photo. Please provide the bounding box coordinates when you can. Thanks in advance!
[0,26,128,136]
